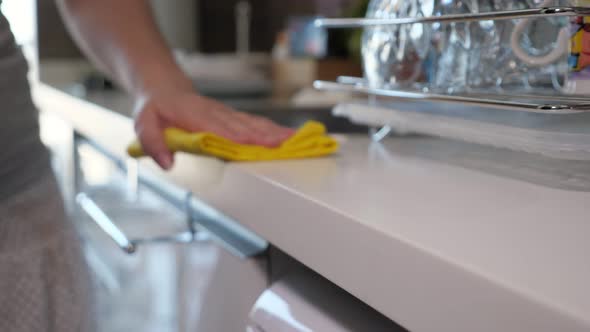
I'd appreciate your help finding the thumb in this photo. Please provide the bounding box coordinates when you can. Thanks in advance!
[135,109,174,170]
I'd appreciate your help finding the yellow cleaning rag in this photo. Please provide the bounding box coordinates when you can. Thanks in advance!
[127,121,339,162]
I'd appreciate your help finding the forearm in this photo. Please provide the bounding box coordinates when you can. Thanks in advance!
[57,0,193,97]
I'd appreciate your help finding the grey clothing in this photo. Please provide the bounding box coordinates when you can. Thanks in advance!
[0,172,95,332]
[0,6,94,331]
[0,8,50,202]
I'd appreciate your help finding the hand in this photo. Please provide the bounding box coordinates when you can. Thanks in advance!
[134,91,295,169]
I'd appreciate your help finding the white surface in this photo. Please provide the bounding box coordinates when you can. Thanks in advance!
[41,98,268,332]
[333,101,590,160]
[291,88,354,107]
[178,241,268,332]
[249,274,400,332]
[215,139,590,332]
[35,84,590,332]
[174,52,269,81]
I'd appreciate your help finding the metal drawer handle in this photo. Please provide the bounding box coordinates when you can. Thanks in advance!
[74,135,269,258]
[76,192,199,254]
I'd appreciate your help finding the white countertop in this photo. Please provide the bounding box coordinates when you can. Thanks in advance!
[34,84,590,332]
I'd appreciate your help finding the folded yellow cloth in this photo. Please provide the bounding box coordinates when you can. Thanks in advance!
[127,121,339,162]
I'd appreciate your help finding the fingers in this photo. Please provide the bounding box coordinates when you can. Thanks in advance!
[179,108,249,144]
[249,115,295,143]
[208,108,257,144]
[135,108,174,170]
[232,112,294,147]
[145,93,295,154]
[158,96,244,141]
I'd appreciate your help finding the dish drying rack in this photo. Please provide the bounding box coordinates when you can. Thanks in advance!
[313,6,590,160]
[315,6,590,28]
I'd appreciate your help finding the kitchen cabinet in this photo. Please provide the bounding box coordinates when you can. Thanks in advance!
[178,242,268,331]
[248,273,406,332]
[41,112,268,331]
[249,248,407,332]
[40,107,405,332]
[37,82,590,332]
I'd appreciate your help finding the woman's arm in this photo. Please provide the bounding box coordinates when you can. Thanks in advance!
[57,0,293,169]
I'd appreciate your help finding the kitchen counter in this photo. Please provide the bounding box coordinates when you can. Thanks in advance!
[34,83,590,332]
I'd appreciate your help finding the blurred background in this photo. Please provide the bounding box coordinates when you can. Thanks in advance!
[0,1,370,331]
[5,2,588,332]
[35,0,359,55]
[21,0,369,104]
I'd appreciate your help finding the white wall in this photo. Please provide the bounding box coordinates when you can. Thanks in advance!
[1,0,36,46]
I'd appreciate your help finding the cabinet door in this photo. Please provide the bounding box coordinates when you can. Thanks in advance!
[178,240,268,332]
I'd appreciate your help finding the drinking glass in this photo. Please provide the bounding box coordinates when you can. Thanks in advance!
[362,0,437,89]
[433,0,477,92]
[492,0,569,92]
[361,0,574,93]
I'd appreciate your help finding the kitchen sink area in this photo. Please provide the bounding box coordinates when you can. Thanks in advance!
[51,81,368,135]
[6,0,589,331]
[35,75,590,332]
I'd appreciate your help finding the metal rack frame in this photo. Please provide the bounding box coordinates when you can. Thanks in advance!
[314,5,590,113]
[314,79,590,114]
[315,6,590,28]
[72,133,268,257]
[316,5,590,144]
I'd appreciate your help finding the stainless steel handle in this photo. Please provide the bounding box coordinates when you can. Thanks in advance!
[315,6,590,29]
[137,169,269,259]
[76,193,137,254]
[76,192,200,255]
[314,79,590,114]
[74,136,269,258]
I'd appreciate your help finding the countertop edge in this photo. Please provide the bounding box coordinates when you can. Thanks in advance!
[34,83,590,332]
